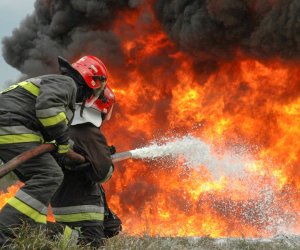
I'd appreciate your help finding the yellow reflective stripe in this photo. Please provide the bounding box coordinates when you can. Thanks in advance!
[19,81,40,97]
[39,112,67,127]
[0,82,39,96]
[0,134,43,144]
[7,197,46,224]
[54,213,104,223]
[57,144,69,154]
[0,84,18,94]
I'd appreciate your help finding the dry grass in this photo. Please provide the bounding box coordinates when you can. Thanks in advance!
[3,224,92,250]
[4,225,300,250]
[105,233,300,250]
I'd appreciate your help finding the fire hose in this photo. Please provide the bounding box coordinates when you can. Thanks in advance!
[0,143,133,179]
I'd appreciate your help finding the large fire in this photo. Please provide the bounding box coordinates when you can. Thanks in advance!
[1,1,300,238]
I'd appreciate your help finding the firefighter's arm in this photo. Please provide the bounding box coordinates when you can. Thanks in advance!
[83,133,114,183]
[35,76,77,152]
[69,125,114,183]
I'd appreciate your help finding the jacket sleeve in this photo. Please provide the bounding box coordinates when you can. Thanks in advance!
[35,75,77,142]
[70,124,114,183]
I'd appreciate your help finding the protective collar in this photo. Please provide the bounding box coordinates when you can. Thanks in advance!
[71,104,103,127]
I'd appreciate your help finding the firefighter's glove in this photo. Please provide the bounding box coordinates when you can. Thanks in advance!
[54,142,69,155]
[55,136,71,155]
[52,143,69,169]
[109,145,116,155]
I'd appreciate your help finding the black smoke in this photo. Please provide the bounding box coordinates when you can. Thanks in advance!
[2,0,300,79]
[2,0,140,77]
[154,0,300,60]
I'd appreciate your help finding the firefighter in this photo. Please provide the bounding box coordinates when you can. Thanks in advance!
[50,84,122,248]
[0,55,109,246]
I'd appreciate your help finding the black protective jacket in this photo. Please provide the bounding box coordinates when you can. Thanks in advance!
[51,123,114,209]
[69,123,114,183]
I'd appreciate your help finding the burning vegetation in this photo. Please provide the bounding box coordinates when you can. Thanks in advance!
[1,0,300,238]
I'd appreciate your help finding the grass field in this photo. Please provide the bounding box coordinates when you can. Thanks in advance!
[105,234,300,250]
[5,225,300,250]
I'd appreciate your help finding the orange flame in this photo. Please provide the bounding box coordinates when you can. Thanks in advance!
[0,182,23,209]
[103,2,300,237]
[1,1,300,238]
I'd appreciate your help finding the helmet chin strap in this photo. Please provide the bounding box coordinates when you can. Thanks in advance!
[80,98,87,117]
[80,81,107,116]
[85,81,106,108]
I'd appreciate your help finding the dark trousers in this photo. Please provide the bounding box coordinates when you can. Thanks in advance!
[51,171,107,248]
[0,142,63,246]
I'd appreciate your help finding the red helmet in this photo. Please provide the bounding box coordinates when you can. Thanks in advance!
[88,84,115,121]
[72,55,108,89]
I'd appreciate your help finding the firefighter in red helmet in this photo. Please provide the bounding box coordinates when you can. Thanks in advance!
[50,84,122,248]
[0,55,109,246]
[71,55,108,89]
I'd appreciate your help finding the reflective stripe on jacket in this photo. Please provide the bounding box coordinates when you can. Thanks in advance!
[0,75,76,144]
[0,125,44,144]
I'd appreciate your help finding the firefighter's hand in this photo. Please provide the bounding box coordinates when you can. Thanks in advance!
[50,141,69,161]
[55,136,70,155]
[109,145,116,155]
[56,143,70,155]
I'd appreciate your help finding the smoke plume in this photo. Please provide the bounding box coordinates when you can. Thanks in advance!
[2,0,138,77]
[2,0,300,78]
[154,0,300,60]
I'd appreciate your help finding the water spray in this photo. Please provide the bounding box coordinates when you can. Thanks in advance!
[112,135,248,177]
